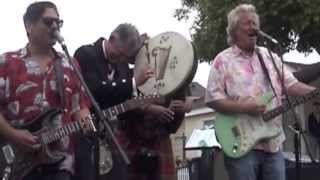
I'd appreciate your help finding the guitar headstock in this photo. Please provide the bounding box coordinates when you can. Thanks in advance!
[125,94,165,110]
[80,115,97,133]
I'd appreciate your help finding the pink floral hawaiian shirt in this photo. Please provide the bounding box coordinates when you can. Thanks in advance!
[205,45,298,152]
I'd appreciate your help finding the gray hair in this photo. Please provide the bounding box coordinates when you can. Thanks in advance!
[226,4,260,45]
[110,23,142,57]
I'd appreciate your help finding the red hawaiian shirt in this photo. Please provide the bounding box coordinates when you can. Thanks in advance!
[0,46,90,173]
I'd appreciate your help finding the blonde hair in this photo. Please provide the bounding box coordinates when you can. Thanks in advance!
[226,4,260,45]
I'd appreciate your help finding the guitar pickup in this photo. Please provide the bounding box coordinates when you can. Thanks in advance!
[2,145,15,164]
[232,126,240,137]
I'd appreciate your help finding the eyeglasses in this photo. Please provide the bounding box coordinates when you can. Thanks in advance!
[41,17,63,28]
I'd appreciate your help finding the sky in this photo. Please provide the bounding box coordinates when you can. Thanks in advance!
[0,0,194,52]
[0,0,319,88]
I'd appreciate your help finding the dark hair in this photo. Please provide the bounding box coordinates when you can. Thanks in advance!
[23,1,58,25]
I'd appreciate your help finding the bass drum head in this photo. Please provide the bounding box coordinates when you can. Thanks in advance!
[135,31,195,96]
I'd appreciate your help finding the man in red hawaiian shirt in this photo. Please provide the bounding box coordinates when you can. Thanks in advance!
[0,1,91,180]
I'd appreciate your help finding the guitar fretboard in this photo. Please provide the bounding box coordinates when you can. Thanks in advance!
[102,102,128,119]
[263,89,320,121]
[37,95,160,145]
[39,120,85,145]
[101,95,162,119]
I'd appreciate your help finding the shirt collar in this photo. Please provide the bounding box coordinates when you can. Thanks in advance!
[102,39,108,59]
[19,44,63,60]
[19,45,29,58]
[231,44,257,58]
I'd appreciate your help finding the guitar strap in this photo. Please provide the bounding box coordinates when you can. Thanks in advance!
[53,53,65,109]
[266,47,284,89]
[255,48,277,97]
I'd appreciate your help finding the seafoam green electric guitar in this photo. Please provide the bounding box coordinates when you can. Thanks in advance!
[214,89,320,158]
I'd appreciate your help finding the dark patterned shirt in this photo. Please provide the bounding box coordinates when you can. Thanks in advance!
[0,46,90,173]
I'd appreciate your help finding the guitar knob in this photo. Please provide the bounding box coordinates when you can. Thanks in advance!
[2,166,11,180]
[232,143,239,153]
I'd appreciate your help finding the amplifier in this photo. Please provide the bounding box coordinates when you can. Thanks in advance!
[284,152,320,180]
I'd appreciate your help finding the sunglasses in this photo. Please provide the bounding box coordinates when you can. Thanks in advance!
[41,17,63,28]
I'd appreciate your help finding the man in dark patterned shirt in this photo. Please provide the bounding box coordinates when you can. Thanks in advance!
[0,1,91,180]
[74,23,192,180]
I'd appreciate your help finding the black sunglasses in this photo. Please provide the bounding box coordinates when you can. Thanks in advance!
[41,17,63,28]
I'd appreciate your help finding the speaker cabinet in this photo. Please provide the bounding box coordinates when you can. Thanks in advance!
[285,160,320,180]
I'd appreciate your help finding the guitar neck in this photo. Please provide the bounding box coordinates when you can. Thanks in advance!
[39,120,85,145]
[263,88,320,121]
[101,96,159,119]
[37,95,160,145]
[102,102,129,119]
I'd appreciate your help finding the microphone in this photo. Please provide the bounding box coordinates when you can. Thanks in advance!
[53,30,66,46]
[255,30,279,44]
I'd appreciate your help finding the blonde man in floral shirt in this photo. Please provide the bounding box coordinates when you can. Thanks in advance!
[205,4,315,180]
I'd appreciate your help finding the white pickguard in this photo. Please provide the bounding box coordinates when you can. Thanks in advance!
[234,114,282,153]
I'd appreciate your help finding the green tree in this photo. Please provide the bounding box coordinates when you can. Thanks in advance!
[175,0,320,62]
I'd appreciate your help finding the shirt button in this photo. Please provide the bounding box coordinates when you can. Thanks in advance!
[112,82,117,86]
[122,79,126,83]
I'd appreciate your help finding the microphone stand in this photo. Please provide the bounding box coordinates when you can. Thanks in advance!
[262,39,315,180]
[56,37,130,169]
